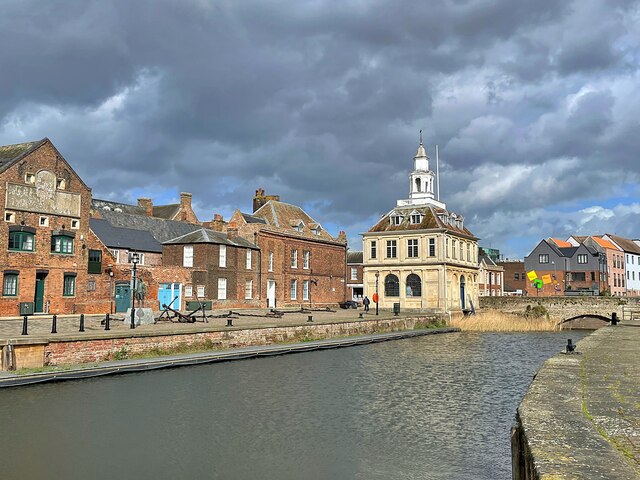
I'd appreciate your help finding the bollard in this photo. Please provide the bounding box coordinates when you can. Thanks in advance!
[105,313,110,331]
[358,313,364,319]
[565,338,575,353]
[307,315,313,322]
[611,312,618,325]
[21,315,28,335]
[226,318,233,327]
[79,314,85,332]
[51,314,57,334]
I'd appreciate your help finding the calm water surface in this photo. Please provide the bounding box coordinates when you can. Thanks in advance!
[0,331,588,479]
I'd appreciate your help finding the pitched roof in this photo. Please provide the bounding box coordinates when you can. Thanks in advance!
[241,213,267,224]
[0,139,47,174]
[367,204,476,238]
[571,235,588,243]
[252,200,340,242]
[153,204,180,220]
[92,199,146,216]
[90,218,163,253]
[606,234,640,254]
[164,228,258,249]
[347,251,363,264]
[549,238,572,248]
[96,209,201,243]
[558,246,578,257]
[592,236,620,251]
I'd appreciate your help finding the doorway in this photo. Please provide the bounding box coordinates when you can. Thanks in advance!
[114,282,131,313]
[34,272,47,313]
[267,280,276,308]
[460,275,466,310]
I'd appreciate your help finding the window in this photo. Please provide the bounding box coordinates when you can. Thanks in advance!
[386,240,397,258]
[577,254,588,264]
[9,231,34,251]
[185,285,193,297]
[246,250,252,270]
[25,173,35,184]
[128,252,145,265]
[429,238,435,257]
[371,241,377,259]
[56,178,66,190]
[303,251,310,269]
[459,242,463,261]
[303,280,309,301]
[197,285,205,298]
[351,267,358,280]
[592,272,596,282]
[515,273,519,280]
[571,272,586,282]
[291,250,298,268]
[390,215,402,225]
[384,274,400,297]
[87,280,96,292]
[467,244,471,262]
[3,273,18,296]
[217,278,227,300]
[71,219,79,229]
[407,239,419,258]
[290,279,297,299]
[88,249,102,274]
[110,249,120,263]
[446,238,449,258]
[539,254,549,264]
[406,274,421,297]
[219,244,227,268]
[245,280,253,299]
[51,235,74,254]
[268,252,274,272]
[410,213,422,224]
[39,216,49,227]
[183,245,194,267]
[63,274,76,296]
[4,212,15,222]
[452,240,457,259]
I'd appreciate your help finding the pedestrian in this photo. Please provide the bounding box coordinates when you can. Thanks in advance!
[363,296,370,312]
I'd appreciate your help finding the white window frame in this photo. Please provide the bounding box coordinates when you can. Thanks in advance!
[183,245,194,267]
[290,279,297,300]
[110,249,120,264]
[303,250,310,269]
[185,285,193,297]
[219,244,227,268]
[407,239,418,258]
[291,249,298,269]
[245,280,253,299]
[246,250,252,270]
[386,240,397,258]
[217,278,227,300]
[351,267,358,280]
[577,254,588,264]
[268,252,274,272]
[303,280,309,301]
[539,254,549,264]
[197,285,205,298]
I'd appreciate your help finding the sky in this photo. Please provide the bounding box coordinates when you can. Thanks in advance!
[1,0,639,259]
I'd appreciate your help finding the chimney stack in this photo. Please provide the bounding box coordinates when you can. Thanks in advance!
[138,198,153,216]
[180,192,192,210]
[205,213,226,232]
[337,231,347,244]
[227,221,238,240]
[253,188,280,213]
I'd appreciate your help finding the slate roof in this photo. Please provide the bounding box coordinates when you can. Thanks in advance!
[241,213,267,224]
[347,251,363,264]
[558,247,579,257]
[606,234,640,254]
[251,200,340,242]
[367,204,476,238]
[90,218,162,253]
[0,139,47,174]
[571,235,588,244]
[96,209,201,243]
[153,204,180,220]
[92,199,146,216]
[164,228,258,249]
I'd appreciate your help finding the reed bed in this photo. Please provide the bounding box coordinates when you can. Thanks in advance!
[449,310,561,332]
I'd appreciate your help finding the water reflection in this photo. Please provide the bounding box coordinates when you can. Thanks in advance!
[0,331,587,479]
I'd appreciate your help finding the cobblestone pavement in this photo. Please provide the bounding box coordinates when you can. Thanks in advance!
[0,308,413,341]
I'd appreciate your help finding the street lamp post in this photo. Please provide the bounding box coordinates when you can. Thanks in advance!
[552,261,556,295]
[375,272,380,316]
[130,252,139,329]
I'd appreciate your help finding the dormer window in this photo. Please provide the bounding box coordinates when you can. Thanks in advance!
[290,219,304,232]
[390,214,403,225]
[410,212,422,224]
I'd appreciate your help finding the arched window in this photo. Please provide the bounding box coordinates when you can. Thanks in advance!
[415,178,421,192]
[384,274,400,297]
[406,274,421,297]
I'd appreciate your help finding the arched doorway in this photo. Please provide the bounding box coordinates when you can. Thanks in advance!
[460,275,466,309]
[384,274,400,297]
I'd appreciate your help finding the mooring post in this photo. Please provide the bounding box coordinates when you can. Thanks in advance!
[307,315,313,322]
[611,312,618,325]
[226,318,233,327]
[79,314,85,332]
[21,315,28,335]
[105,313,110,331]
[51,314,57,334]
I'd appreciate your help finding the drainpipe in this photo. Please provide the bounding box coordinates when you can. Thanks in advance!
[254,232,261,304]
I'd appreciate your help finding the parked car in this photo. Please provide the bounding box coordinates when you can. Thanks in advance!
[339,300,360,309]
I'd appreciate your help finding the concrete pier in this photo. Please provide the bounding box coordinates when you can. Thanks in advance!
[512,324,640,479]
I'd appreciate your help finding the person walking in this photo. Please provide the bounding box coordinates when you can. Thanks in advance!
[363,296,370,312]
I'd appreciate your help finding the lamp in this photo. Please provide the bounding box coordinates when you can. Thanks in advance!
[375,272,380,316]
[130,252,139,329]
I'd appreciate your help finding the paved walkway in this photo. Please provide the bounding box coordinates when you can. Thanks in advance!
[514,322,640,479]
[0,308,422,342]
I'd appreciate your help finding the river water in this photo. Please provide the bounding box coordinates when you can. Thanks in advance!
[0,331,587,479]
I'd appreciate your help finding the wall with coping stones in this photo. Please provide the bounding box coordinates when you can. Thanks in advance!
[43,316,441,366]
[479,295,635,320]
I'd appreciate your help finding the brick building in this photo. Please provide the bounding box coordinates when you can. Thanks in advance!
[229,190,348,308]
[347,251,364,302]
[0,138,110,315]
[163,227,260,309]
[498,260,526,295]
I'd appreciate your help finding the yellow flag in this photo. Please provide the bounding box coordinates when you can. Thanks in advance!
[527,271,538,281]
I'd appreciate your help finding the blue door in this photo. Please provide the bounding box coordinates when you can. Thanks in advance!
[460,276,466,310]
[115,283,131,313]
[158,283,181,310]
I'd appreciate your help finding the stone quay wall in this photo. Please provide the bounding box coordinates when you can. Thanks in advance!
[511,325,640,479]
[3,315,442,369]
[479,295,636,320]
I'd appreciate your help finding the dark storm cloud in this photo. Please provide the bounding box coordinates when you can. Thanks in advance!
[1,0,639,256]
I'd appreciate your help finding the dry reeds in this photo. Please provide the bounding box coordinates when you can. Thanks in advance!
[449,309,561,332]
